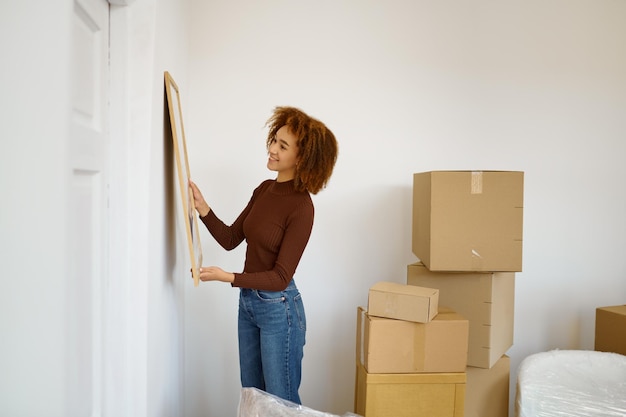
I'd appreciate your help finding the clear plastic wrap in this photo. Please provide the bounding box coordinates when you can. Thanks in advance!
[515,349,626,417]
[237,387,362,417]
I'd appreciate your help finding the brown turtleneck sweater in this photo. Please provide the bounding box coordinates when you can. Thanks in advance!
[200,179,314,291]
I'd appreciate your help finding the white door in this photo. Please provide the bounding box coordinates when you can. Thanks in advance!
[68,0,109,415]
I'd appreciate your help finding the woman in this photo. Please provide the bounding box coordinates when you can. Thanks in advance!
[189,106,338,404]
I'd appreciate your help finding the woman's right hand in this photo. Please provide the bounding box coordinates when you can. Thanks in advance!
[189,179,211,217]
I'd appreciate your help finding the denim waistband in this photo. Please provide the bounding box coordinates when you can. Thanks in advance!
[241,279,298,293]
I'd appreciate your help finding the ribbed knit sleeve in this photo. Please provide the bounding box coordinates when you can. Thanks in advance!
[199,179,314,292]
[233,195,313,291]
[200,192,254,251]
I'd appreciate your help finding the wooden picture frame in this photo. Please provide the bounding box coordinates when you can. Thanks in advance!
[164,71,203,287]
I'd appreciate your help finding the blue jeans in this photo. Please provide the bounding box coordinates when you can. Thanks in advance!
[237,280,307,404]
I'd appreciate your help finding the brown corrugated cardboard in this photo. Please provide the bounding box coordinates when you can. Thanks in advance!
[407,262,515,369]
[412,171,524,272]
[368,281,439,323]
[357,307,469,373]
[595,305,626,355]
[354,361,466,417]
[465,355,510,417]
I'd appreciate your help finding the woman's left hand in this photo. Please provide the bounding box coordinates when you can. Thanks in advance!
[196,266,235,283]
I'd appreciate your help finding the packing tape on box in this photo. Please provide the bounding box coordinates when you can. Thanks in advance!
[471,248,484,270]
[413,324,426,371]
[471,171,483,194]
[359,308,366,366]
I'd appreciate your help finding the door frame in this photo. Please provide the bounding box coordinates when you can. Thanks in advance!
[107,2,148,416]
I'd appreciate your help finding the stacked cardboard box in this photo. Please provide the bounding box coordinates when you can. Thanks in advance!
[408,171,523,417]
[465,355,511,417]
[353,171,523,417]
[407,264,514,369]
[411,171,524,273]
[595,305,626,356]
[355,282,469,417]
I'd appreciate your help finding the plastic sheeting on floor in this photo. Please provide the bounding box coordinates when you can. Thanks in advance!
[238,388,361,417]
[516,350,626,417]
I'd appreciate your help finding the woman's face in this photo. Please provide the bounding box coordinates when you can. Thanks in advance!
[267,125,300,182]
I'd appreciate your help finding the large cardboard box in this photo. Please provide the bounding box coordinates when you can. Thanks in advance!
[358,307,469,373]
[412,171,524,272]
[368,281,438,323]
[595,305,626,355]
[465,355,510,417]
[407,262,515,368]
[354,362,466,417]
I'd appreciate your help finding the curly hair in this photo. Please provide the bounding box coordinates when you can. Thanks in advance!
[266,106,338,195]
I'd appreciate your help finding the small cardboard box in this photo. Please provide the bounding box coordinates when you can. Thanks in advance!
[368,281,439,323]
[358,307,468,373]
[407,262,515,369]
[412,170,524,272]
[354,361,466,417]
[465,355,510,417]
[595,305,626,355]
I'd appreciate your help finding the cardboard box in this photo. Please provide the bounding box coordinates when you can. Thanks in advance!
[407,262,515,368]
[354,361,466,417]
[358,307,469,373]
[595,305,626,355]
[368,281,438,323]
[465,355,510,417]
[412,171,524,272]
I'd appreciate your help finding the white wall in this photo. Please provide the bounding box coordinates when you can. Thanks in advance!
[2,1,624,416]
[124,0,192,416]
[0,2,72,416]
[1,0,193,416]
[184,1,626,416]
